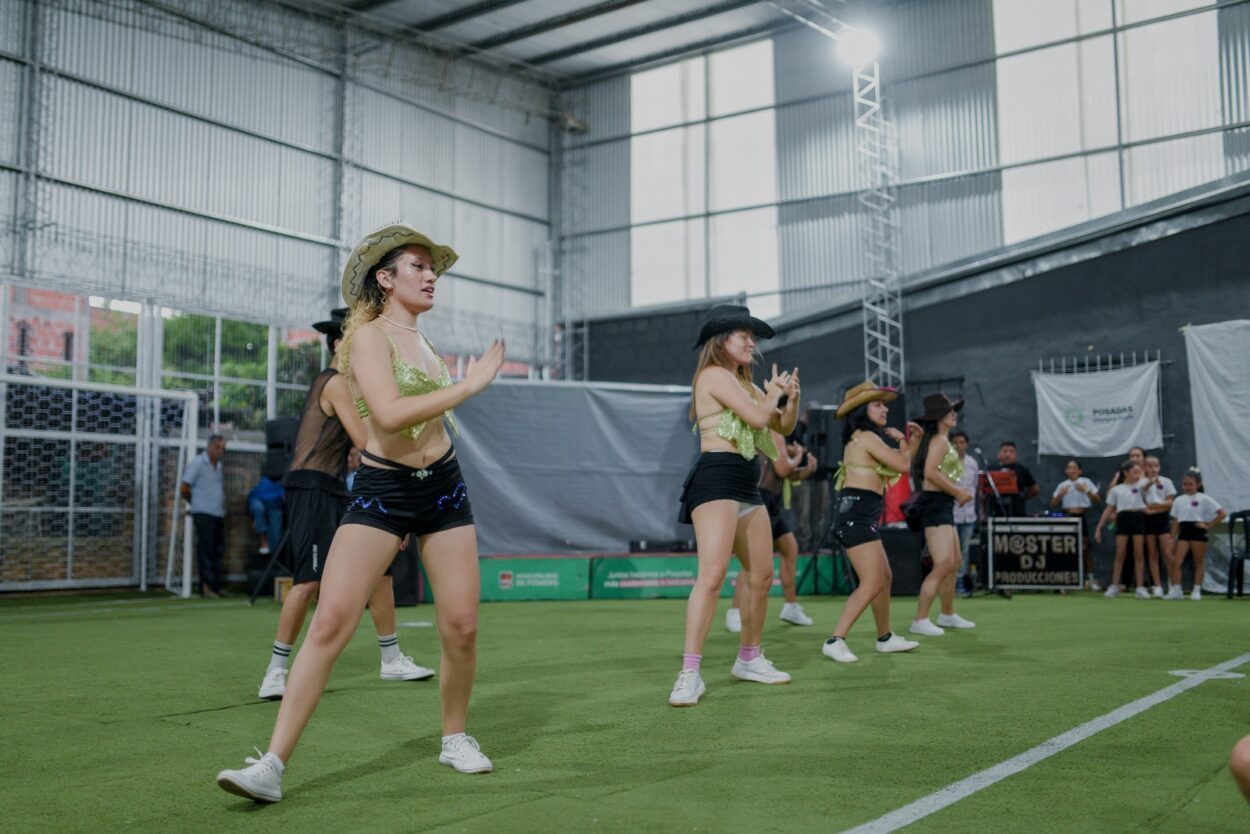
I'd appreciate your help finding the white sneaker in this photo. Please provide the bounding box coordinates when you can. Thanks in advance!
[258,666,287,700]
[380,655,436,681]
[216,749,283,803]
[1135,587,1150,600]
[822,638,858,663]
[1164,585,1183,600]
[937,613,976,630]
[1088,578,1103,592]
[438,734,493,774]
[1190,588,1202,601]
[909,619,945,637]
[1151,585,1164,599]
[875,634,919,653]
[731,653,792,684]
[779,602,813,626]
[669,669,706,707]
[725,607,742,633]
[1104,585,1121,598]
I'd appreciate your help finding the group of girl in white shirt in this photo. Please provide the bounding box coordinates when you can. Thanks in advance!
[1048,448,1226,600]
[1079,448,1226,600]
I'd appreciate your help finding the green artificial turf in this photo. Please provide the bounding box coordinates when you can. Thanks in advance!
[2,590,1248,833]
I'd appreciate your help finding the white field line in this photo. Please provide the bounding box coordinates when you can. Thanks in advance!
[841,652,1250,834]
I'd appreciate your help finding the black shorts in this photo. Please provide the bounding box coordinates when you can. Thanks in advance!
[340,447,475,540]
[1144,512,1170,535]
[678,452,762,525]
[1115,510,1145,536]
[284,470,393,584]
[914,491,955,529]
[1177,521,1208,542]
[834,487,883,549]
[760,487,794,540]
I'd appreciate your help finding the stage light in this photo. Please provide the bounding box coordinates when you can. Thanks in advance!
[836,27,880,67]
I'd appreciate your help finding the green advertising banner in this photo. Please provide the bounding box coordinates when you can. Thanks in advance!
[479,558,589,601]
[591,556,815,600]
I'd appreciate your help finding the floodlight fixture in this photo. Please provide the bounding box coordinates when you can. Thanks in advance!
[836,27,880,67]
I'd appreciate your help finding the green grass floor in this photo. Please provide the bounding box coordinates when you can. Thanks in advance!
[2,590,1248,833]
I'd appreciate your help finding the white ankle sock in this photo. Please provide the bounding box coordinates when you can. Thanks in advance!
[267,641,293,672]
[442,732,465,745]
[262,752,285,773]
[377,633,400,663]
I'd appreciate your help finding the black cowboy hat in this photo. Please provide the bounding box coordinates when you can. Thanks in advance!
[913,392,965,421]
[312,307,349,340]
[693,304,775,350]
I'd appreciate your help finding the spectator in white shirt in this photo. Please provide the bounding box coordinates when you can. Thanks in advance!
[1095,460,1148,599]
[1166,468,1226,601]
[1049,459,1101,590]
[1141,455,1177,599]
[949,430,979,597]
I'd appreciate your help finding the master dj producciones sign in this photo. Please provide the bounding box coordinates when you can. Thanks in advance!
[988,517,1083,589]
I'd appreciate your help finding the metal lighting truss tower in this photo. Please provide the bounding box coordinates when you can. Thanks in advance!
[767,0,904,389]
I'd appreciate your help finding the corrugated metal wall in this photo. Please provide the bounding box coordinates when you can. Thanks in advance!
[563,0,1250,323]
[0,0,555,363]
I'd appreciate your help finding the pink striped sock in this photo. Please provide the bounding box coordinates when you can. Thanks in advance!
[738,644,760,662]
[681,653,701,672]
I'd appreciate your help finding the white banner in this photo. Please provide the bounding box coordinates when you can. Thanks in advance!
[1033,362,1162,457]
[1184,320,1250,513]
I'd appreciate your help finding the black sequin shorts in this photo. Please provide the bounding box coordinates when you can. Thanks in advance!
[340,447,475,539]
[834,487,884,548]
[679,452,762,525]
[913,490,955,529]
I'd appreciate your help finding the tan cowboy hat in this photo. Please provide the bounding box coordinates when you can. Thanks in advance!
[836,380,899,418]
[340,222,458,306]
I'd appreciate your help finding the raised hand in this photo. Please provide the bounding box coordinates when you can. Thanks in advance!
[464,340,506,395]
[784,367,800,399]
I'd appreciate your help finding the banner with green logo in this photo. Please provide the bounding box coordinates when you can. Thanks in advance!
[591,556,815,600]
[479,558,589,601]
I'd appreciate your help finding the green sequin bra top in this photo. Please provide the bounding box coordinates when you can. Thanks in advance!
[354,328,460,440]
[833,433,902,491]
[695,381,779,462]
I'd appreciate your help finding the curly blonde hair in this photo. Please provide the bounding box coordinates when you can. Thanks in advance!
[689,332,757,420]
[337,245,410,376]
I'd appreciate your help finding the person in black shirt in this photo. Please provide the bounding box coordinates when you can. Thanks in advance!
[986,441,1039,517]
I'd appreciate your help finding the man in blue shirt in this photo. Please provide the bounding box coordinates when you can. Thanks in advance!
[182,434,228,597]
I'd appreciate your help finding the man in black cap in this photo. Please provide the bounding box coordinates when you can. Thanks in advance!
[256,309,435,700]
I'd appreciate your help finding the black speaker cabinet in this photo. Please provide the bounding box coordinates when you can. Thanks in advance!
[881,527,924,596]
[263,417,300,479]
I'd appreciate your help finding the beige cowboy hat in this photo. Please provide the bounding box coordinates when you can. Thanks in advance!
[340,222,458,306]
[836,380,899,418]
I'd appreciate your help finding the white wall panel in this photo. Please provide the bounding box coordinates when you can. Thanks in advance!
[564,139,629,234]
[0,60,21,165]
[574,229,629,315]
[1118,10,1222,143]
[777,195,865,315]
[0,170,17,273]
[51,1,337,153]
[564,76,630,147]
[894,64,999,180]
[1000,152,1120,244]
[1124,132,1226,206]
[897,173,1003,273]
[775,93,860,202]
[0,0,24,55]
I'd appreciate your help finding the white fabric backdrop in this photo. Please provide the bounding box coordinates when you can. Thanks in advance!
[1033,362,1162,457]
[1184,320,1250,513]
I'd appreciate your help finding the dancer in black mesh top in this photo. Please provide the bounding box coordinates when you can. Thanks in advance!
[255,308,435,702]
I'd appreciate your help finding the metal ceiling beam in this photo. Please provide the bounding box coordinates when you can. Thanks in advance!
[348,0,401,13]
[469,0,652,51]
[527,0,759,66]
[413,0,535,32]
[569,19,794,84]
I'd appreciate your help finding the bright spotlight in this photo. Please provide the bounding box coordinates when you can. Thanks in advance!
[836,27,880,67]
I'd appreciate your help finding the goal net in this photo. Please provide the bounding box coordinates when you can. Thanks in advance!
[0,373,199,595]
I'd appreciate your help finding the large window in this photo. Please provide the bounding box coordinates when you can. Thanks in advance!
[629,41,780,317]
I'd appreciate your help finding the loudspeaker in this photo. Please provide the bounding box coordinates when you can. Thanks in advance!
[263,417,300,479]
[881,528,924,596]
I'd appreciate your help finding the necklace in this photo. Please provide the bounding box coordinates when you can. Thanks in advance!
[378,314,419,333]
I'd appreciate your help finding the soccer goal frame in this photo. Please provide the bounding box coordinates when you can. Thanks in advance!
[0,373,199,597]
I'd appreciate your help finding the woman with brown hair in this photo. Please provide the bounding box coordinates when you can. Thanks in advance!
[907,394,976,637]
[821,382,923,663]
[216,223,505,803]
[670,305,800,707]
